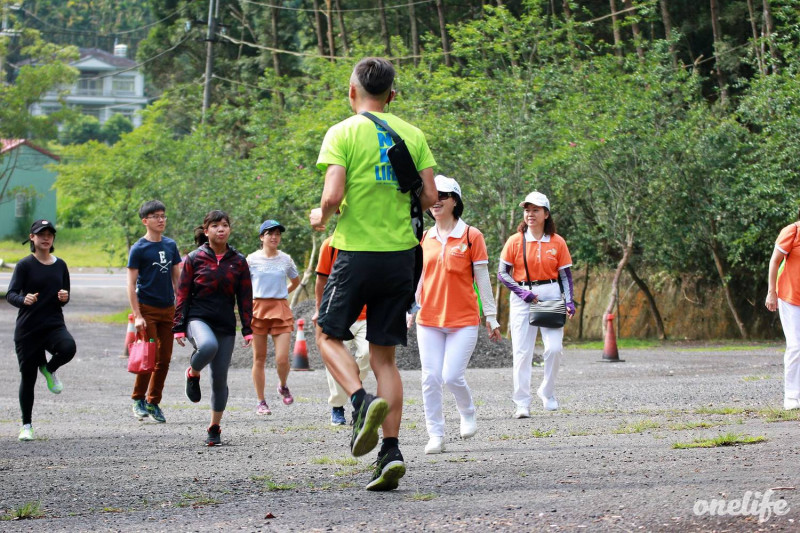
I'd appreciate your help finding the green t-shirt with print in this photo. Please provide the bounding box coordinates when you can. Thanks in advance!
[316,112,436,252]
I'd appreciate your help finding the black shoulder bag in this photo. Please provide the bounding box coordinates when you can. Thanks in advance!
[361,112,425,308]
[521,234,566,329]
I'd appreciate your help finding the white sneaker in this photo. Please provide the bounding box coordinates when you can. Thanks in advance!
[784,398,800,411]
[460,412,477,439]
[513,406,530,419]
[424,436,445,454]
[537,387,559,411]
[18,424,34,441]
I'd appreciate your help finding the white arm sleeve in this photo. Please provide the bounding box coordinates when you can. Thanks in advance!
[474,263,500,330]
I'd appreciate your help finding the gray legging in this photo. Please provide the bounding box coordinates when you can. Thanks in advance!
[187,320,235,412]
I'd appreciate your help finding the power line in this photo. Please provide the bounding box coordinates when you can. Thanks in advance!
[240,0,434,13]
[20,8,180,37]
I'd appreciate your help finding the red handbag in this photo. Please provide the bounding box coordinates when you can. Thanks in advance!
[127,334,156,374]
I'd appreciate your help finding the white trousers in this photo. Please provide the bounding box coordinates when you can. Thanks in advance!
[509,285,563,408]
[417,324,479,438]
[326,319,370,407]
[778,299,800,400]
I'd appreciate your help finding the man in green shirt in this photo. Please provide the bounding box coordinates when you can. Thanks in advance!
[310,57,436,491]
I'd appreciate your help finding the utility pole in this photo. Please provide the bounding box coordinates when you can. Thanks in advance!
[202,0,219,123]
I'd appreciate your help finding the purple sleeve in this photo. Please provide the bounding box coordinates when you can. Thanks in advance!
[559,267,574,303]
[497,262,530,300]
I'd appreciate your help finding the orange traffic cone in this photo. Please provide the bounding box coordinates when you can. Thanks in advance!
[122,313,136,358]
[291,318,311,371]
[601,313,624,362]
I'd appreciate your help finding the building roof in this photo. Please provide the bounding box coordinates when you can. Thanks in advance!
[76,48,137,69]
[1,139,61,161]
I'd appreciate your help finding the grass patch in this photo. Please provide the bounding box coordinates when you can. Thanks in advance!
[250,475,297,491]
[82,309,131,325]
[568,428,591,436]
[693,406,747,415]
[676,343,778,352]
[403,398,420,406]
[283,424,319,432]
[741,375,773,382]
[567,338,661,350]
[333,465,373,478]
[531,428,556,438]
[101,507,124,513]
[1,501,44,521]
[758,407,800,422]
[175,492,220,508]
[0,228,126,268]
[403,421,418,430]
[310,456,359,466]
[613,419,661,434]
[406,492,438,502]
[445,456,476,463]
[672,433,766,449]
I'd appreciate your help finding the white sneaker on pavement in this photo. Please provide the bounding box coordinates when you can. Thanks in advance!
[424,436,445,454]
[460,412,477,439]
[513,406,530,419]
[537,387,559,411]
[784,398,800,411]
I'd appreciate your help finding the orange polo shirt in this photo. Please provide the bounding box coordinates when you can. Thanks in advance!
[776,222,800,306]
[500,231,572,282]
[417,221,488,328]
[316,237,367,321]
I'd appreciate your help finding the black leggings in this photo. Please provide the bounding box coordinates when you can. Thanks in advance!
[16,327,76,425]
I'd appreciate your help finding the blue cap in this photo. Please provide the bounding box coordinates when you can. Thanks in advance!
[259,219,285,235]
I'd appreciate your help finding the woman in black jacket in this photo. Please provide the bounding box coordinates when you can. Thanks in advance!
[173,210,253,446]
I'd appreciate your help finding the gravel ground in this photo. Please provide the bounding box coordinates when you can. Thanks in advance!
[0,287,798,532]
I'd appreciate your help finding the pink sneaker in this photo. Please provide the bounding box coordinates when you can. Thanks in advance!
[256,400,272,415]
[277,385,293,405]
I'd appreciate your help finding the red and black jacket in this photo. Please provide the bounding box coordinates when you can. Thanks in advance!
[173,243,253,337]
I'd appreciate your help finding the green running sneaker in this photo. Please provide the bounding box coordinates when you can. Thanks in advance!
[146,402,166,423]
[18,424,34,441]
[39,365,62,394]
[350,394,389,457]
[366,446,406,491]
[132,399,148,420]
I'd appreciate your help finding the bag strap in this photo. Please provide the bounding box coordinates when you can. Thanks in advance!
[521,231,532,284]
[466,225,475,281]
[360,112,403,144]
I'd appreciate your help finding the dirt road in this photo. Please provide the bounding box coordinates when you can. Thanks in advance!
[0,286,798,531]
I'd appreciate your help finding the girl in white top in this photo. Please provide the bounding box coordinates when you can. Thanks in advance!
[246,220,300,414]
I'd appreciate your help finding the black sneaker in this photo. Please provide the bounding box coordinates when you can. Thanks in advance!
[185,367,201,403]
[146,402,166,423]
[350,394,389,457]
[366,447,406,491]
[205,424,221,446]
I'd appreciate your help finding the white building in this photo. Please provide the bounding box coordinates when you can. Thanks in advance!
[28,44,148,127]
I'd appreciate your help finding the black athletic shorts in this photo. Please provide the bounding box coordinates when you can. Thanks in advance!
[318,248,414,346]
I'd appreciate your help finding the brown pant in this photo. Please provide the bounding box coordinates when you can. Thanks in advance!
[131,304,175,405]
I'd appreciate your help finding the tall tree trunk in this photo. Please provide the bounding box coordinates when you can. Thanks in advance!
[745,0,765,75]
[377,0,391,56]
[604,233,634,319]
[325,0,335,60]
[659,0,678,69]
[409,1,419,65]
[623,0,645,60]
[270,7,285,107]
[562,0,572,18]
[578,264,590,339]
[610,0,623,59]
[291,235,319,308]
[709,237,748,339]
[762,0,778,72]
[436,0,452,67]
[334,0,349,56]
[625,263,667,340]
[709,0,729,104]
[311,0,326,57]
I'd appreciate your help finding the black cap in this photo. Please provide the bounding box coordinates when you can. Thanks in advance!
[30,219,56,234]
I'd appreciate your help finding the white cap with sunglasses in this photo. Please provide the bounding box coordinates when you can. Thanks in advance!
[434,175,462,199]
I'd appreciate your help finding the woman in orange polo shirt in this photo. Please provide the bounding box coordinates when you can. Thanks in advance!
[497,192,575,419]
[414,175,501,455]
[765,210,800,411]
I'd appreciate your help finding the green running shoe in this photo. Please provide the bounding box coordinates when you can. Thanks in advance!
[146,402,166,423]
[18,424,34,441]
[39,365,62,394]
[132,399,148,420]
[366,446,406,491]
[350,394,389,457]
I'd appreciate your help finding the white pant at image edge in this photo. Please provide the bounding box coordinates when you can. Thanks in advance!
[325,320,370,407]
[417,324,479,438]
[778,299,800,400]
[509,290,563,408]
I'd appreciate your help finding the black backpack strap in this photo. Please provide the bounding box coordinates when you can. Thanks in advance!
[466,225,475,280]
[361,112,402,143]
[521,231,532,284]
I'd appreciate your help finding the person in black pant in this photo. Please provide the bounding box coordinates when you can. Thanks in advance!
[6,219,76,441]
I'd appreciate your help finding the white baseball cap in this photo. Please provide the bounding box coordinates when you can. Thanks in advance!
[434,175,462,199]
[519,191,550,210]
